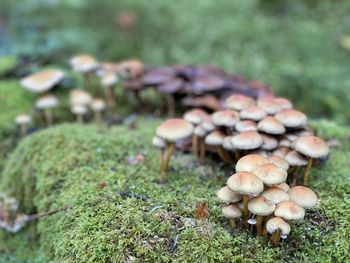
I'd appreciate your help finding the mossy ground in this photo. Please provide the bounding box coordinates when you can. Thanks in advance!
[0,118,350,262]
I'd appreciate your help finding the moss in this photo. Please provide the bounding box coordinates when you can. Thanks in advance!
[1,119,350,262]
[0,57,17,76]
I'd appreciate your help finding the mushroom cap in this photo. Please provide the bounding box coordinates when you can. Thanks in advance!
[236,154,268,172]
[285,150,308,166]
[288,186,318,209]
[231,131,263,150]
[15,114,32,125]
[101,72,118,86]
[227,172,264,196]
[272,147,290,158]
[261,187,290,204]
[273,182,291,193]
[156,119,194,142]
[294,136,329,158]
[217,186,242,203]
[35,94,59,109]
[274,201,305,220]
[235,120,257,132]
[222,204,242,219]
[117,59,144,79]
[194,125,207,137]
[91,98,106,111]
[226,94,255,111]
[205,130,226,146]
[223,136,234,150]
[266,217,291,235]
[272,97,293,110]
[275,109,308,128]
[69,54,99,73]
[253,163,288,186]
[248,196,276,216]
[261,134,278,150]
[201,115,216,132]
[258,116,286,135]
[257,97,282,115]
[69,89,92,106]
[20,69,65,94]
[152,136,165,148]
[239,105,267,121]
[268,155,289,170]
[71,104,87,115]
[212,110,239,127]
[183,108,207,125]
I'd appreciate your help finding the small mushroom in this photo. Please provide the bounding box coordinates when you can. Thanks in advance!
[285,150,308,183]
[235,120,257,132]
[216,186,242,204]
[231,131,263,160]
[257,116,286,135]
[20,69,65,94]
[184,109,207,157]
[267,155,289,171]
[226,94,255,111]
[100,72,119,106]
[253,163,288,186]
[248,196,276,236]
[152,136,166,172]
[15,114,32,137]
[257,97,282,115]
[212,110,240,133]
[205,130,233,163]
[275,109,307,129]
[90,98,106,123]
[239,105,267,121]
[266,217,291,246]
[35,94,59,126]
[193,125,207,159]
[70,54,99,92]
[69,89,92,106]
[71,104,88,123]
[288,186,318,210]
[235,154,267,173]
[222,204,242,229]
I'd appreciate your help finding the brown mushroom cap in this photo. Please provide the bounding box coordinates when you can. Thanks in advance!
[266,217,291,235]
[212,110,239,127]
[227,172,264,196]
[35,94,59,109]
[253,163,288,186]
[288,186,318,209]
[285,150,308,166]
[258,116,286,135]
[20,69,65,94]
[275,109,308,128]
[235,120,257,132]
[70,54,99,73]
[257,98,282,115]
[268,155,289,170]
[294,136,329,158]
[236,154,268,172]
[226,95,255,111]
[156,119,194,142]
[261,187,290,204]
[205,130,226,146]
[183,108,207,125]
[239,105,267,121]
[217,186,242,203]
[248,196,276,216]
[152,136,166,148]
[274,201,305,220]
[222,204,242,219]
[231,131,263,150]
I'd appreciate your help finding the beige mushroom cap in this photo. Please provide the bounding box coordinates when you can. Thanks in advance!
[275,109,308,128]
[194,125,207,137]
[101,72,118,87]
[183,108,207,125]
[235,120,257,132]
[253,163,288,186]
[201,115,216,132]
[35,94,59,109]
[239,105,267,121]
[117,59,144,80]
[272,97,293,110]
[288,186,318,209]
[152,136,166,148]
[274,201,305,220]
[205,130,226,146]
[236,154,268,172]
[257,98,282,115]
[258,116,286,135]
[261,187,290,204]
[273,183,291,193]
[71,104,88,115]
[20,69,65,94]
[69,89,93,106]
[223,136,234,150]
[226,94,255,111]
[266,217,291,235]
[227,172,264,196]
[70,54,99,73]
[212,110,239,127]
[285,150,308,166]
[272,147,290,158]
[222,204,242,219]
[217,186,242,203]
[156,119,194,142]
[294,136,329,158]
[268,155,289,170]
[91,98,106,111]
[231,131,263,150]
[248,196,276,216]
[15,114,32,125]
[261,134,278,151]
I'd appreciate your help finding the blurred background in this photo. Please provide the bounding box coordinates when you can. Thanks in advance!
[1,0,350,123]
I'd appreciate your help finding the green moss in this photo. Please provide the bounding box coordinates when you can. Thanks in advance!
[1,120,350,262]
[0,57,17,76]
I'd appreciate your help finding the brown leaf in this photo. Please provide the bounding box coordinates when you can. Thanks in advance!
[195,202,209,220]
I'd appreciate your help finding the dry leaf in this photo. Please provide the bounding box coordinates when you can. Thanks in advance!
[195,202,209,220]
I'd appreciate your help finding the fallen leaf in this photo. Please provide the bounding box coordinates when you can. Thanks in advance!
[195,202,209,220]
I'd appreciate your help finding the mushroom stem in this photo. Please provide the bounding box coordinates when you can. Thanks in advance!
[270,230,281,246]
[262,214,273,236]
[106,86,116,107]
[20,124,28,137]
[192,135,199,158]
[161,142,175,174]
[94,111,102,123]
[256,215,264,236]
[242,194,250,229]
[216,146,234,164]
[234,151,241,162]
[159,149,165,173]
[200,139,206,160]
[77,114,84,123]
[43,109,53,126]
[303,157,313,186]
[166,94,175,117]
[229,218,236,229]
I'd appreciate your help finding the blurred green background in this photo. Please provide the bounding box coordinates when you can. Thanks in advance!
[1,0,350,123]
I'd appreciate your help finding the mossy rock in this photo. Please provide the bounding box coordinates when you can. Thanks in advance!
[0,119,350,262]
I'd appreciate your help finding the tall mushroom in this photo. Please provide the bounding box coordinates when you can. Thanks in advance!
[15,114,32,137]
[90,98,106,123]
[35,94,59,126]
[71,104,88,123]
[222,204,242,229]
[285,150,308,183]
[212,109,240,134]
[230,131,263,160]
[100,71,118,107]
[205,130,233,163]
[266,217,291,246]
[152,136,166,172]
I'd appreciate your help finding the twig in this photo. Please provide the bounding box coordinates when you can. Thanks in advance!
[116,191,151,202]
[25,205,73,222]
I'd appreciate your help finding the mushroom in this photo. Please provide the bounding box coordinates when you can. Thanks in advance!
[212,110,240,133]
[267,155,289,171]
[152,136,166,172]
[226,94,255,111]
[235,120,257,132]
[69,89,92,107]
[275,109,307,129]
[222,204,242,229]
[71,104,88,123]
[257,97,282,115]
[285,150,308,183]
[272,97,293,110]
[288,186,318,210]
[20,69,65,94]
[272,147,290,158]
[100,71,118,106]
[184,109,207,157]
[261,188,290,204]
[266,217,291,246]
[239,105,267,121]
[90,98,106,123]
[274,201,305,221]
[227,172,264,228]
[273,182,291,193]
[257,116,286,135]
[248,196,276,235]
[35,94,59,126]
[235,154,267,173]
[156,119,194,177]
[15,114,32,137]
[231,131,263,160]
[216,186,242,204]
[193,125,207,159]
[261,134,278,151]
[205,130,233,163]
[293,136,329,185]
[253,163,288,186]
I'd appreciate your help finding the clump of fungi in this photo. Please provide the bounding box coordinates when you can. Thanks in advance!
[217,154,319,245]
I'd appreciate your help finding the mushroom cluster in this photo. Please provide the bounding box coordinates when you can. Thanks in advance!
[153,94,329,185]
[217,154,319,245]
